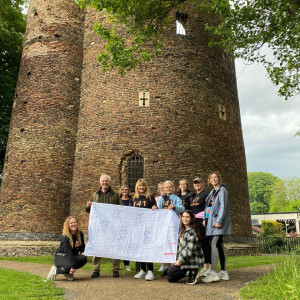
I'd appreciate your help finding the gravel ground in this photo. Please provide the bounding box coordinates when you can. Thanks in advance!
[0,261,273,300]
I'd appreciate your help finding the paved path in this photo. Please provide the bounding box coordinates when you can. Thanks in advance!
[0,261,272,300]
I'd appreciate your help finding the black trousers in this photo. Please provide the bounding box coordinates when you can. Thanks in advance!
[140,262,153,272]
[196,218,211,264]
[167,265,197,283]
[54,254,87,274]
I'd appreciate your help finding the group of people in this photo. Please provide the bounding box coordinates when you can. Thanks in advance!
[47,171,231,285]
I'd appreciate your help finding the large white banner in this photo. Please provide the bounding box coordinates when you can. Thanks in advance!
[84,203,180,263]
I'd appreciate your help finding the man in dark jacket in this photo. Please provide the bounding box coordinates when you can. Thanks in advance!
[86,174,120,278]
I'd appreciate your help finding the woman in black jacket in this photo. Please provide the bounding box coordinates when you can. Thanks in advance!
[131,178,157,281]
[177,179,195,210]
[47,216,87,281]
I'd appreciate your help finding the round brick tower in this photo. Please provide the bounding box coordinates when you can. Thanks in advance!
[0,0,84,237]
[70,6,252,237]
[1,1,252,244]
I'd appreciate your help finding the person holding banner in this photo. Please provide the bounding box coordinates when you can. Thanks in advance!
[157,180,185,275]
[130,179,157,281]
[157,181,185,215]
[47,216,87,281]
[155,182,167,273]
[86,174,121,278]
[167,210,204,284]
[119,184,132,272]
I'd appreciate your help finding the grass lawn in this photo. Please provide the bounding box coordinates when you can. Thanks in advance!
[0,268,64,300]
[239,255,300,300]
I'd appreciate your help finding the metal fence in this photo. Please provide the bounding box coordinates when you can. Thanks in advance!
[253,236,300,253]
[223,235,300,254]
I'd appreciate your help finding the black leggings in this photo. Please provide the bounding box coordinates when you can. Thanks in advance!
[140,262,153,272]
[196,218,211,264]
[54,254,87,274]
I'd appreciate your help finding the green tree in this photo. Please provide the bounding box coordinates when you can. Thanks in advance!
[269,179,288,212]
[76,0,300,99]
[269,177,300,212]
[0,0,27,180]
[248,172,278,213]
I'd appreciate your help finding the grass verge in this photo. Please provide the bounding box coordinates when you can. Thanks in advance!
[239,255,300,300]
[0,268,64,300]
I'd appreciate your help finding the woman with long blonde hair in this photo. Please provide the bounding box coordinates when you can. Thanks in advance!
[130,179,157,281]
[47,216,87,281]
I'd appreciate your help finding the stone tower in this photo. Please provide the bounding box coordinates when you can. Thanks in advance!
[0,0,84,237]
[0,0,252,241]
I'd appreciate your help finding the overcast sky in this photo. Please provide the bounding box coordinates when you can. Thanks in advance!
[235,59,300,179]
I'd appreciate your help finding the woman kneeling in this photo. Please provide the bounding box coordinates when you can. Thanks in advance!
[47,216,87,281]
[167,210,204,284]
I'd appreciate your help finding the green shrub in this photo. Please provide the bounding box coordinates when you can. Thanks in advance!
[261,220,283,236]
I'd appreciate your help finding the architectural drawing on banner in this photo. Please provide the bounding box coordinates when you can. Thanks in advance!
[85,203,180,263]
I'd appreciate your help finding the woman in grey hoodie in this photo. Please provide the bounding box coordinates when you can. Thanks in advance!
[202,171,231,283]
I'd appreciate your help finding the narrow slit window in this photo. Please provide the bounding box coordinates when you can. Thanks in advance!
[176,20,186,35]
[176,12,188,36]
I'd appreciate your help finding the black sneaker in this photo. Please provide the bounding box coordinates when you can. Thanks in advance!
[113,271,120,277]
[91,271,100,278]
[161,268,168,277]
[186,269,198,285]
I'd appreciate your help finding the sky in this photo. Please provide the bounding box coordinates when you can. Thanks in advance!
[235,59,300,179]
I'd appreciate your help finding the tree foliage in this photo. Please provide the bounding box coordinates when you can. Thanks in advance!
[248,172,278,213]
[76,0,300,99]
[269,177,300,212]
[0,0,26,178]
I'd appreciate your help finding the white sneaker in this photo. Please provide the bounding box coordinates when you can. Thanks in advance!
[158,264,166,272]
[125,265,131,271]
[145,270,155,281]
[47,265,57,281]
[198,268,209,276]
[202,271,220,283]
[218,270,229,280]
[134,270,146,279]
[64,273,75,281]
[203,269,211,276]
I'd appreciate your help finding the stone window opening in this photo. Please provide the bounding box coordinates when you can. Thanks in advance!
[176,12,188,36]
[126,155,144,192]
[218,104,227,121]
